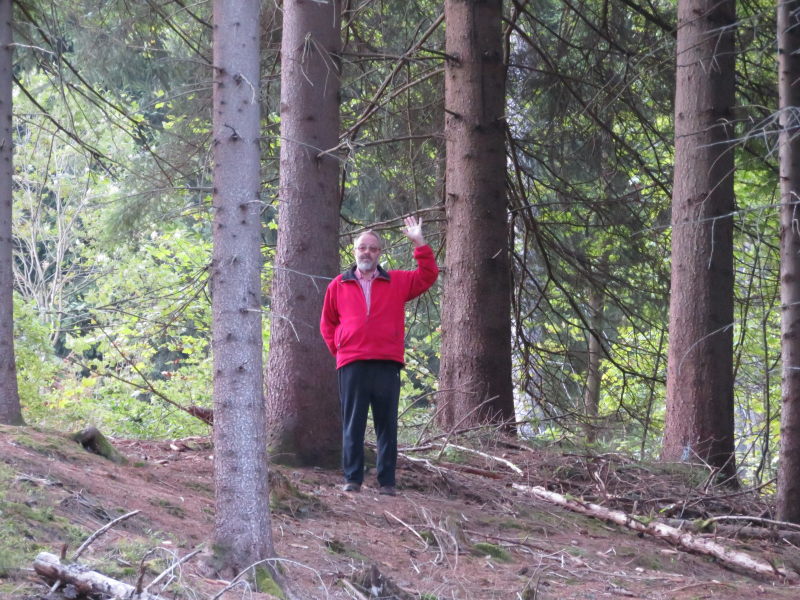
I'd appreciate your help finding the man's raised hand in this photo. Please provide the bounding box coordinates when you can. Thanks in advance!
[403,215,425,247]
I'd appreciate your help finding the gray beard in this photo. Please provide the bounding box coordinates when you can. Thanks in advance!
[357,259,377,272]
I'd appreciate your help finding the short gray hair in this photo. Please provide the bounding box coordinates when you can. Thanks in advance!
[354,229,383,250]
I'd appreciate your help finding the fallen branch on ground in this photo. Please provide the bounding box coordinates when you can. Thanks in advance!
[662,519,800,545]
[71,509,140,561]
[431,442,524,475]
[34,552,165,599]
[511,483,798,583]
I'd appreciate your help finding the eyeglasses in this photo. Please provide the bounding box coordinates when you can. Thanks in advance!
[356,245,380,252]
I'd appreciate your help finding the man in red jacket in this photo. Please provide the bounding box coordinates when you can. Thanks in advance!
[320,216,438,495]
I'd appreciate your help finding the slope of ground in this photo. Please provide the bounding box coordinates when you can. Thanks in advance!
[0,424,797,599]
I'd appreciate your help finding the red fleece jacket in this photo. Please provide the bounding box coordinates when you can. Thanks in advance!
[320,245,439,368]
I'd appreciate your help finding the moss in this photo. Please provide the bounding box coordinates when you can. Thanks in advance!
[70,427,128,465]
[268,438,340,469]
[149,497,186,518]
[498,519,528,531]
[420,530,437,546]
[183,480,213,494]
[255,565,285,599]
[0,545,20,578]
[324,538,368,562]
[12,431,86,462]
[269,470,324,518]
[11,433,51,455]
[471,542,512,563]
[632,553,663,571]
[0,501,53,523]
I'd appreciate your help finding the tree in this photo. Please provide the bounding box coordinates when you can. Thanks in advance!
[210,0,275,577]
[504,0,674,448]
[0,0,23,426]
[777,0,800,523]
[437,0,515,429]
[662,0,737,478]
[265,0,342,466]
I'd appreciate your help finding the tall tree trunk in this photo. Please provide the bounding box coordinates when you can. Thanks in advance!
[777,0,800,523]
[583,289,604,443]
[210,0,275,577]
[437,0,515,430]
[0,0,22,426]
[265,0,342,466]
[662,0,737,479]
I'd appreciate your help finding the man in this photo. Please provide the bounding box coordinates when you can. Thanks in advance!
[320,216,438,495]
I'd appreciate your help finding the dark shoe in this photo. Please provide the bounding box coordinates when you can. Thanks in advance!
[343,482,361,492]
[378,485,396,496]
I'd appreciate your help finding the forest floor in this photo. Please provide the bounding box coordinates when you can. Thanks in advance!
[0,424,799,600]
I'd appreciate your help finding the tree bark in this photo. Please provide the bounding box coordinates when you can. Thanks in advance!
[211,0,275,576]
[777,0,800,523]
[662,0,737,479]
[0,0,22,426]
[437,0,515,430]
[265,0,342,467]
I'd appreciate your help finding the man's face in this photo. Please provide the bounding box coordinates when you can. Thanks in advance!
[354,234,381,272]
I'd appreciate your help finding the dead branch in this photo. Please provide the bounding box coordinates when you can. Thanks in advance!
[435,395,502,461]
[706,515,800,532]
[34,552,165,599]
[340,578,370,600]
[432,442,523,475]
[662,519,800,545]
[145,548,203,594]
[337,13,444,143]
[71,509,140,561]
[511,483,798,583]
[400,452,505,481]
[383,510,429,548]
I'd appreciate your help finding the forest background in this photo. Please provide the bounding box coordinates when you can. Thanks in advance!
[0,0,792,532]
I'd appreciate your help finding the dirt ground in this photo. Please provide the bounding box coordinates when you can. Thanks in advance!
[0,424,798,600]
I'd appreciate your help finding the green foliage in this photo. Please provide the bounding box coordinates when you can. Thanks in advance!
[13,294,61,416]
[60,223,215,438]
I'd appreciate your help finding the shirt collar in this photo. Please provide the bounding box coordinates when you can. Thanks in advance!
[343,264,391,282]
[355,268,378,281]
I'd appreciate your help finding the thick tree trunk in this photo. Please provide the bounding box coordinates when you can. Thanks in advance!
[662,0,736,479]
[437,0,515,430]
[0,0,22,426]
[265,0,342,467]
[211,0,275,577]
[777,0,800,523]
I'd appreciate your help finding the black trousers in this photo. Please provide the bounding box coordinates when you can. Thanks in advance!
[338,360,402,487]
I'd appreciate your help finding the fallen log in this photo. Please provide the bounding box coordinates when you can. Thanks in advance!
[33,552,165,599]
[662,519,800,546]
[512,483,798,583]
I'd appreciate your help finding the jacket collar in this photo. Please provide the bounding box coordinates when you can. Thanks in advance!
[342,264,391,282]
